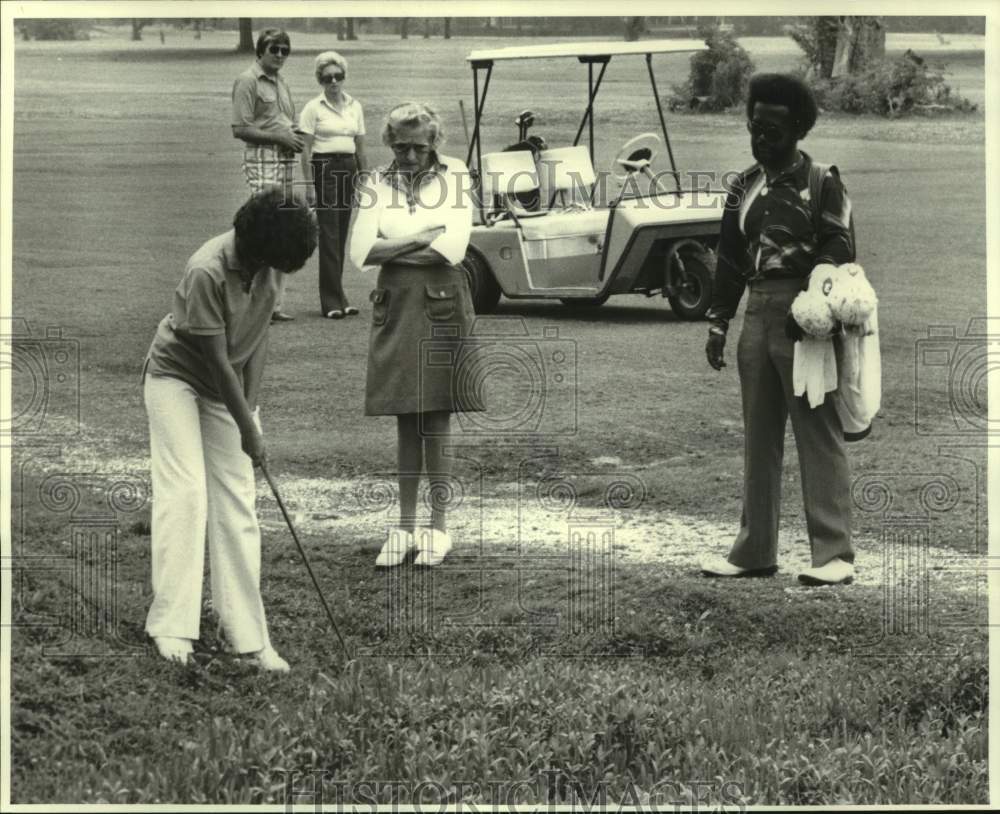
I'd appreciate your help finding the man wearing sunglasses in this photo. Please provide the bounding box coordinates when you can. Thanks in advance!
[232,27,303,323]
[701,73,858,587]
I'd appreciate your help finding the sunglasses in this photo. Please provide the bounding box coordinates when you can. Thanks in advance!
[267,44,290,57]
[746,120,787,145]
[391,143,431,155]
[319,73,345,84]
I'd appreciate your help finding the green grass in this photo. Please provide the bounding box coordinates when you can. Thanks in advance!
[9,28,989,805]
[10,480,989,805]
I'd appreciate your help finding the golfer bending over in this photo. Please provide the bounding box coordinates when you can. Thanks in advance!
[142,189,317,668]
[350,102,482,568]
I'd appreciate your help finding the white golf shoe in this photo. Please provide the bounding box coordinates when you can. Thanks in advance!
[153,636,193,665]
[414,529,452,567]
[252,646,291,673]
[700,556,778,578]
[798,558,854,586]
[375,528,415,568]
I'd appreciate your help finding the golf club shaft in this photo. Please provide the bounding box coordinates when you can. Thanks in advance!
[259,461,350,658]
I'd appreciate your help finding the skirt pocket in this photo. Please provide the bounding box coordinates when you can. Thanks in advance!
[370,288,389,326]
[424,283,458,321]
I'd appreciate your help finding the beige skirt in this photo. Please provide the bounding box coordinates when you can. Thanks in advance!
[364,263,485,416]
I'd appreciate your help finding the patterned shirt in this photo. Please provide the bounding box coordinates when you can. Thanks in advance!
[349,153,473,268]
[707,151,855,333]
[231,62,296,139]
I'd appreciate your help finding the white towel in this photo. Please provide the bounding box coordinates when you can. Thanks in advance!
[832,309,882,436]
[793,335,838,408]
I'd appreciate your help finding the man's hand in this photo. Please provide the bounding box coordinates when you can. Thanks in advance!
[241,427,267,468]
[706,331,727,370]
[785,312,806,342]
[277,129,304,153]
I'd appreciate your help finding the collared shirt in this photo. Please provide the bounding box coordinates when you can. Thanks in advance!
[299,92,365,154]
[145,231,280,400]
[707,151,855,333]
[231,62,296,139]
[349,153,473,268]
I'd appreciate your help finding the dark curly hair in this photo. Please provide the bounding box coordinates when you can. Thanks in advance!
[746,73,819,138]
[233,188,317,274]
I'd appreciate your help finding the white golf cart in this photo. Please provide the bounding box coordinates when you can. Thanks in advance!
[458,40,726,318]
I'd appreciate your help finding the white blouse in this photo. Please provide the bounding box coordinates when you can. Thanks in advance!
[349,154,473,269]
[299,93,365,154]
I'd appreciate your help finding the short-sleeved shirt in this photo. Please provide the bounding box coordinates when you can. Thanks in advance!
[231,62,296,140]
[349,154,473,269]
[144,231,280,400]
[299,92,365,154]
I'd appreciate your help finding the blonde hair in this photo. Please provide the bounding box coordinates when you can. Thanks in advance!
[381,102,444,148]
[314,51,348,81]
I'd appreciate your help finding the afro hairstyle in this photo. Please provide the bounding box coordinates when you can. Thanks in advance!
[746,73,819,138]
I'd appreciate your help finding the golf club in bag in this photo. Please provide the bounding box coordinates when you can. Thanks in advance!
[259,461,351,659]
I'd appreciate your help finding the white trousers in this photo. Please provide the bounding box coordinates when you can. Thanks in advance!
[143,374,271,653]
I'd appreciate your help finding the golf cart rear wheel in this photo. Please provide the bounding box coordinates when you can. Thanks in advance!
[459,248,502,314]
[665,240,715,320]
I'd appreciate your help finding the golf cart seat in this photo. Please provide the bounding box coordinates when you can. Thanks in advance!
[481,151,547,224]
[538,145,597,209]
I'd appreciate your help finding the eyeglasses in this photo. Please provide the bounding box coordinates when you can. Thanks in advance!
[746,120,786,145]
[267,44,290,57]
[319,73,345,84]
[391,143,432,155]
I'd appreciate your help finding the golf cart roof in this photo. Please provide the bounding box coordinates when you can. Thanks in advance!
[466,39,706,63]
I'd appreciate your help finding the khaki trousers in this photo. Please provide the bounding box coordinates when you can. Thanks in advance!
[728,279,854,569]
[143,374,272,653]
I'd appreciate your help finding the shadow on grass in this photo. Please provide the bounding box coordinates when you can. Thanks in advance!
[493,299,687,324]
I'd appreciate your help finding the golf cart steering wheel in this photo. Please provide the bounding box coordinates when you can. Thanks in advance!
[612,133,662,182]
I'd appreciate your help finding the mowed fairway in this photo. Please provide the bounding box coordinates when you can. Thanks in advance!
[9,30,989,805]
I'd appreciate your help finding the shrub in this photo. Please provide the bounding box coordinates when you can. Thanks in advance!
[670,23,755,112]
[810,51,976,116]
[18,20,88,41]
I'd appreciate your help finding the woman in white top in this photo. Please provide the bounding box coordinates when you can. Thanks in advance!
[349,102,483,569]
[299,51,367,319]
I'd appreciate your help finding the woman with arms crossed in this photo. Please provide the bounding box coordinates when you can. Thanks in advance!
[142,190,317,669]
[350,102,482,568]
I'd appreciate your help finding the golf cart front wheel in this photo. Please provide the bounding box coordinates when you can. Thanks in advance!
[665,239,715,320]
[459,248,502,314]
